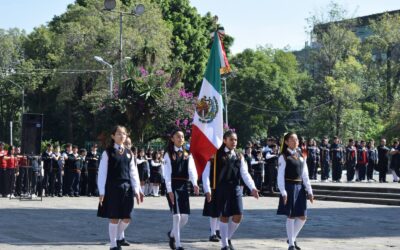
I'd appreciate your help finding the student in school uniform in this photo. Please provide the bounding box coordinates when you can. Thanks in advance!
[356,141,369,182]
[367,140,378,182]
[202,156,221,243]
[150,151,163,197]
[203,130,259,250]
[136,149,150,195]
[319,138,331,182]
[41,144,54,197]
[97,125,144,250]
[377,138,390,183]
[79,148,89,196]
[389,139,400,182]
[67,145,82,197]
[62,143,73,196]
[53,145,64,197]
[277,132,314,250]
[0,142,7,197]
[345,139,357,182]
[330,136,345,182]
[165,128,199,250]
[306,139,319,181]
[265,143,279,194]
[5,146,18,198]
[87,144,100,197]
[251,150,264,194]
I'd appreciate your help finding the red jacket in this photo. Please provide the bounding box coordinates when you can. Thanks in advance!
[7,155,17,169]
[0,150,7,168]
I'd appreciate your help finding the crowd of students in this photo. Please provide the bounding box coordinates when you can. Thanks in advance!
[0,135,399,199]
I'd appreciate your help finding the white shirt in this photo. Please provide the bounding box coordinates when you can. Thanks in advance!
[97,144,142,196]
[202,147,256,194]
[163,149,198,193]
[277,148,313,197]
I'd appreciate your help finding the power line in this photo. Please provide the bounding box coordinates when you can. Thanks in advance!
[229,98,333,114]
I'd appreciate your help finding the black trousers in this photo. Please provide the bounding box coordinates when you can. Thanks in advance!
[17,167,30,194]
[321,162,330,180]
[332,161,342,181]
[367,161,377,180]
[80,171,88,196]
[0,168,6,196]
[346,162,356,181]
[43,169,56,195]
[88,170,98,196]
[307,160,317,180]
[264,164,277,191]
[378,162,388,182]
[55,169,63,195]
[5,168,16,196]
[358,164,367,181]
[70,171,81,195]
[253,171,263,191]
[31,171,42,195]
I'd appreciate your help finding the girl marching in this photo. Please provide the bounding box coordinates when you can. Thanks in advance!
[164,128,199,250]
[277,132,314,250]
[97,125,144,250]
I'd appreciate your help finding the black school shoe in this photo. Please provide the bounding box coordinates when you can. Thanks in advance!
[228,240,235,250]
[209,234,219,242]
[117,238,130,246]
[288,246,295,250]
[216,230,221,239]
[110,247,121,250]
[287,240,301,250]
[176,247,184,250]
[167,231,176,249]
[221,247,230,250]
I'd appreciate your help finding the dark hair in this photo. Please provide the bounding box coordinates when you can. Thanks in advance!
[72,145,79,149]
[152,151,161,161]
[79,148,87,154]
[46,143,52,147]
[65,143,72,148]
[216,130,238,154]
[349,139,354,142]
[281,132,297,158]
[167,128,185,158]
[8,146,16,156]
[107,125,128,150]
[92,144,98,148]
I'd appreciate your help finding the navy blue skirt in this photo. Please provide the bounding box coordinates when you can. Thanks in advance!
[167,180,190,214]
[97,181,134,219]
[150,171,162,184]
[277,183,307,217]
[202,189,219,218]
[216,183,243,217]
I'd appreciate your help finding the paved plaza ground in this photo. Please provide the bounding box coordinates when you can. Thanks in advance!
[1,188,400,250]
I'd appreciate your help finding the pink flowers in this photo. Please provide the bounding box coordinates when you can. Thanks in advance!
[179,88,194,99]
[139,66,148,77]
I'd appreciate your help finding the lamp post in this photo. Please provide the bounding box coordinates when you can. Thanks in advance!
[102,0,145,88]
[94,56,114,96]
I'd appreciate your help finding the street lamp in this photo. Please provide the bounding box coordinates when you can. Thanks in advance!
[102,1,145,88]
[94,56,113,96]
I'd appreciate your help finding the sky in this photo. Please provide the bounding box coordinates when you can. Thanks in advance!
[1,0,400,54]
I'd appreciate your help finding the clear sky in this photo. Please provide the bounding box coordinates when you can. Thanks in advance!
[1,0,400,54]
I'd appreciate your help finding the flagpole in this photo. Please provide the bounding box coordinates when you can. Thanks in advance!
[222,77,228,126]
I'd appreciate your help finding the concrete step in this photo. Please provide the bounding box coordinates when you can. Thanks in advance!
[314,189,400,200]
[312,184,400,194]
[315,194,400,206]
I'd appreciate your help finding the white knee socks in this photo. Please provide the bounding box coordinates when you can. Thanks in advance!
[228,221,240,239]
[293,219,306,240]
[109,223,118,248]
[172,214,182,247]
[219,222,229,247]
[210,217,218,236]
[117,221,129,240]
[286,218,295,246]
[152,185,159,196]
[180,214,188,228]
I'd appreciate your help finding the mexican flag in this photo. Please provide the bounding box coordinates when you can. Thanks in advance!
[191,32,226,176]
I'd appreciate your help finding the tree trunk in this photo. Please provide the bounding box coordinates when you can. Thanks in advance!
[386,47,393,105]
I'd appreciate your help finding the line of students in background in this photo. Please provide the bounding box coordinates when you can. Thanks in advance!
[242,136,400,192]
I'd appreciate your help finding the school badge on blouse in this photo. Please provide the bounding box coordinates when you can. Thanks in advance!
[196,96,219,123]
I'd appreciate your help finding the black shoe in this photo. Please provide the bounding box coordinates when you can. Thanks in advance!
[288,246,295,250]
[216,230,221,239]
[176,247,184,250]
[117,238,130,247]
[209,234,219,242]
[228,240,235,250]
[221,247,230,250]
[110,247,121,250]
[287,240,301,250]
[167,231,175,250]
